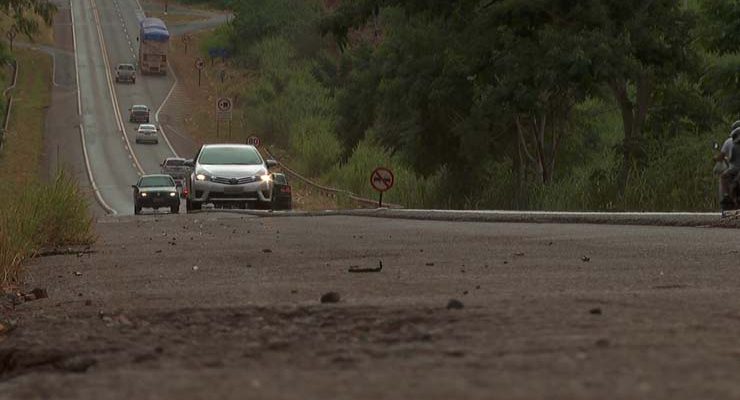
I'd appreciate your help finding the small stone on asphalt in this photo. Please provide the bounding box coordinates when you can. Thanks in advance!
[320,292,340,303]
[446,299,464,310]
[589,307,602,315]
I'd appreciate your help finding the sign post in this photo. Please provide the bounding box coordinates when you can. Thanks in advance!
[195,58,205,86]
[6,26,17,53]
[216,97,233,138]
[181,35,192,54]
[370,167,395,208]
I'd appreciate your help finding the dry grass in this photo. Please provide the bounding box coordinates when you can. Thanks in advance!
[0,50,94,287]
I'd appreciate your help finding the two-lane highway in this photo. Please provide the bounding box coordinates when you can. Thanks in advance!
[72,0,181,215]
[72,0,142,214]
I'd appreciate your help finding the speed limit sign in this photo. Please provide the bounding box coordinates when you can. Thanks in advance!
[216,97,232,112]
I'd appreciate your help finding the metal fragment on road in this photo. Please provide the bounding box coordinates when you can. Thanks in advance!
[348,261,383,273]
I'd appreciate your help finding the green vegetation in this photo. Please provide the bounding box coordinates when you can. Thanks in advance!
[0,49,94,286]
[203,0,740,211]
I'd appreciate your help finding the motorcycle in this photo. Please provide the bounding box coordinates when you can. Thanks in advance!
[713,141,740,214]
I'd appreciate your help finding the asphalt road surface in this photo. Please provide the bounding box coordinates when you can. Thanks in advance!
[2,214,740,399]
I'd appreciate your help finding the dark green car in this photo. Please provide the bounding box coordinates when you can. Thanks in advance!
[132,174,180,215]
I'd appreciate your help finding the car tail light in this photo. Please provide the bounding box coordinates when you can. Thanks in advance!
[281,186,291,193]
[183,187,189,196]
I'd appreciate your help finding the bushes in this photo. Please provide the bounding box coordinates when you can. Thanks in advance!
[0,171,94,285]
[328,138,442,208]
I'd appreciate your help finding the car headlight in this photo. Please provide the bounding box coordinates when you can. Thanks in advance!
[196,174,208,181]
[169,192,177,197]
[140,192,148,197]
[260,174,272,182]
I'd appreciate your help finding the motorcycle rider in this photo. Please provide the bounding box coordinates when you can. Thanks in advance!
[718,126,740,210]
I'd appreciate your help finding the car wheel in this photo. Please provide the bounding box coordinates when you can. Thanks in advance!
[134,204,141,215]
[171,204,179,214]
[132,78,136,84]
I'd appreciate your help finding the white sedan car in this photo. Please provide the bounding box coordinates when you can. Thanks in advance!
[135,123,159,144]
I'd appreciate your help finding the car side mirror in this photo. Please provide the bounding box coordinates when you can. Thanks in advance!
[131,185,138,189]
[184,160,195,167]
[266,159,278,168]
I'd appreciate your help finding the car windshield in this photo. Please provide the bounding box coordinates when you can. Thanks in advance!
[198,147,262,165]
[139,176,174,187]
[132,106,148,112]
[119,65,134,70]
[165,159,185,166]
[139,125,156,131]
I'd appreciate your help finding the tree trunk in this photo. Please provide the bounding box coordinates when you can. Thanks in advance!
[611,73,652,195]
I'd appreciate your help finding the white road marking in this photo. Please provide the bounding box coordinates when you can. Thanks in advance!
[91,0,144,175]
[70,0,118,215]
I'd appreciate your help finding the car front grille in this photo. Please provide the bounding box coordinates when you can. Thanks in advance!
[208,191,259,200]
[212,176,259,185]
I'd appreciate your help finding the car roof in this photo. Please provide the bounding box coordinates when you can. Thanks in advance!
[139,174,173,180]
[201,144,256,150]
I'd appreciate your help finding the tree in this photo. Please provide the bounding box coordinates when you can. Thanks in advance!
[1,0,57,39]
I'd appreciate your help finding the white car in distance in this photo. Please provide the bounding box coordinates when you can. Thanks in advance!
[135,123,159,144]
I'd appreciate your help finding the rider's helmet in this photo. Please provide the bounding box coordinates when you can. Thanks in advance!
[732,120,740,131]
[732,127,740,143]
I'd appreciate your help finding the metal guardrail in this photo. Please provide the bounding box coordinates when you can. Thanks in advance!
[0,60,18,152]
[261,145,402,209]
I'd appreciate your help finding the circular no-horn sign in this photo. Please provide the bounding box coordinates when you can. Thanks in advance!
[195,58,205,70]
[370,167,394,192]
[216,97,232,112]
[246,136,261,147]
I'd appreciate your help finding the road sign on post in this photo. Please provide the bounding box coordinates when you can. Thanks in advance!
[6,26,17,53]
[246,136,261,147]
[370,167,395,208]
[195,58,205,86]
[181,35,192,54]
[215,97,233,138]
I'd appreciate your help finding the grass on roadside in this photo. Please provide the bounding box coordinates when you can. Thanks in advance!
[0,49,94,287]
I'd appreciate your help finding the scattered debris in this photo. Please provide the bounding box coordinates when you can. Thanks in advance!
[581,256,591,262]
[291,289,298,294]
[192,265,199,271]
[155,249,162,254]
[262,248,272,253]
[84,300,93,306]
[463,290,469,295]
[348,261,383,273]
[589,307,602,315]
[73,271,82,277]
[514,252,525,257]
[548,241,553,246]
[446,299,464,310]
[30,288,48,299]
[23,294,36,302]
[0,319,17,335]
[595,338,610,347]
[652,284,687,290]
[425,262,435,266]
[320,292,341,304]
[475,285,481,290]
[56,356,96,373]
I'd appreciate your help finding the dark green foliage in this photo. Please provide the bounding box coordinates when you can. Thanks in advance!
[219,0,736,211]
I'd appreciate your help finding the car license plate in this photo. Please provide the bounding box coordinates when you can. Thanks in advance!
[224,186,242,194]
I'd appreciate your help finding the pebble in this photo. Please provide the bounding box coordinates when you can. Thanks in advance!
[446,299,464,310]
[320,292,340,303]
